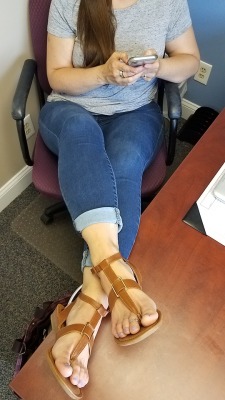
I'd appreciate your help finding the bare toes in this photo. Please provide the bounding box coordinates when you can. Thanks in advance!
[122,318,130,334]
[70,365,80,385]
[76,368,88,388]
[115,322,127,338]
[70,363,89,388]
[129,317,140,334]
[141,311,158,327]
[55,357,73,378]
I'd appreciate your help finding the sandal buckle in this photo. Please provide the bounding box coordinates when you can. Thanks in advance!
[80,322,94,340]
[111,277,127,297]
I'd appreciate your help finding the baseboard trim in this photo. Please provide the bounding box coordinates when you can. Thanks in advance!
[182,99,199,120]
[0,166,32,213]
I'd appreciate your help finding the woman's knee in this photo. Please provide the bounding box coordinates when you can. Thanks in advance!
[39,101,104,148]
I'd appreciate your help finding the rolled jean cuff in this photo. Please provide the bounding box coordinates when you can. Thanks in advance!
[73,207,123,234]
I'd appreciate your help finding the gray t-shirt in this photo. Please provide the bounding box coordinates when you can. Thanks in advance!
[47,0,192,115]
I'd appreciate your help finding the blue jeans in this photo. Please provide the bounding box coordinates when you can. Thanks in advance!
[39,101,164,267]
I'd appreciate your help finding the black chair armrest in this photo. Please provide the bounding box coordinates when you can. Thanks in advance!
[164,81,182,165]
[11,59,38,166]
[12,59,37,120]
[164,81,182,120]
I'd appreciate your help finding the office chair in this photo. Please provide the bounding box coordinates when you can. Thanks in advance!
[12,0,181,224]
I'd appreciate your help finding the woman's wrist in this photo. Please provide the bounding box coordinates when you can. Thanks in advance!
[95,65,108,86]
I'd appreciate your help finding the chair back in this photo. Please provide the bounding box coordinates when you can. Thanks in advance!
[29,0,62,198]
[29,0,52,94]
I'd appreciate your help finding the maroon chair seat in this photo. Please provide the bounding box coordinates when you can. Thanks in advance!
[32,133,61,199]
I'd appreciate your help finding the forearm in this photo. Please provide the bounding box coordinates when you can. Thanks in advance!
[157,54,200,83]
[47,50,143,94]
[48,65,106,95]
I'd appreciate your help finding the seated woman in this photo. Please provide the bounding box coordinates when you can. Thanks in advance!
[39,0,200,398]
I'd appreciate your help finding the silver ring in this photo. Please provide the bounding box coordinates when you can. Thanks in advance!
[119,70,125,78]
[129,318,139,323]
[144,75,152,81]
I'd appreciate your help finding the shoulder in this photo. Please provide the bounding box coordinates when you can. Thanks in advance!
[166,0,192,41]
[48,0,80,37]
[49,0,80,15]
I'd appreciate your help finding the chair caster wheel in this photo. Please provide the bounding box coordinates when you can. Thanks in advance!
[40,213,53,225]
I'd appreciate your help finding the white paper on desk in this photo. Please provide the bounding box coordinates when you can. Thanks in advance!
[197,162,225,246]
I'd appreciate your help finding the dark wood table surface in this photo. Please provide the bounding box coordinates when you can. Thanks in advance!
[10,109,225,400]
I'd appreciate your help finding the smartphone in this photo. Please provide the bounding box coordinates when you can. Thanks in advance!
[128,54,158,67]
[213,174,225,203]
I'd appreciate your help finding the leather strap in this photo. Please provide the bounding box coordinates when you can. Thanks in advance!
[92,252,142,286]
[91,252,142,317]
[52,292,108,360]
[92,252,122,274]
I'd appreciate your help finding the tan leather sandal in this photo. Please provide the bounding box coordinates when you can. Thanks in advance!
[91,252,162,346]
[47,292,108,399]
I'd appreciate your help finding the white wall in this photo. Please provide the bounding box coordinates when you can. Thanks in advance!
[0,0,39,210]
[187,0,225,111]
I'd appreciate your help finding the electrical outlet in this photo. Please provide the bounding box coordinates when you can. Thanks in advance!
[194,61,212,85]
[24,114,35,139]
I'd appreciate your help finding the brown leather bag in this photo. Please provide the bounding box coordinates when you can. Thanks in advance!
[11,293,72,378]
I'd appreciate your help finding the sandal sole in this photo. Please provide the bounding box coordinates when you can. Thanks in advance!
[114,309,162,346]
[47,350,82,399]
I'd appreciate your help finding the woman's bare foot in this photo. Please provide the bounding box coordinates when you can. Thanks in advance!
[51,271,108,388]
[93,256,158,339]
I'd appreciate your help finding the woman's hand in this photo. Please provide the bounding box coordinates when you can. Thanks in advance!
[141,49,160,82]
[100,52,145,86]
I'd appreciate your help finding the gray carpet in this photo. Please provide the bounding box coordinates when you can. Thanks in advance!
[11,195,83,284]
[0,185,81,400]
[0,121,193,400]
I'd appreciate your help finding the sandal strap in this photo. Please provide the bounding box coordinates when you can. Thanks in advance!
[91,252,122,274]
[79,292,109,318]
[91,252,142,286]
[91,252,142,316]
[108,278,141,315]
[54,292,108,358]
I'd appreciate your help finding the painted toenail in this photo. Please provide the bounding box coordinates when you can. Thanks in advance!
[131,325,139,331]
[64,362,71,367]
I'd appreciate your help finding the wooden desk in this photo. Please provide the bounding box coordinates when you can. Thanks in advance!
[10,109,225,400]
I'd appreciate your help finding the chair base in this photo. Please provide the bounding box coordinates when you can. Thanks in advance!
[40,201,67,224]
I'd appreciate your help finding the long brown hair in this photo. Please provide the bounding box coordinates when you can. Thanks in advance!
[77,0,116,67]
